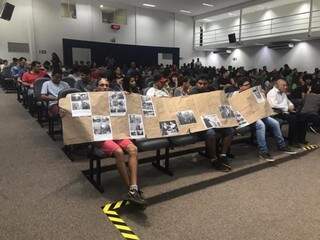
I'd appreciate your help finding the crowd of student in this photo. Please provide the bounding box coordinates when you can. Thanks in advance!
[1,55,320,206]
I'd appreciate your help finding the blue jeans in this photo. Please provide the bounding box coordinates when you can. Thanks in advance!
[255,117,286,153]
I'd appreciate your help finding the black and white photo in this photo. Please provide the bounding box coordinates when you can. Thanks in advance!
[252,86,265,103]
[92,115,112,141]
[70,92,92,117]
[201,114,222,128]
[109,91,127,116]
[234,111,249,129]
[177,110,197,125]
[219,105,235,119]
[128,114,145,139]
[159,120,179,136]
[141,95,156,117]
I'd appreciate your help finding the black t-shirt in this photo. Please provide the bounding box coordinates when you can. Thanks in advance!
[190,87,210,95]
[291,85,308,99]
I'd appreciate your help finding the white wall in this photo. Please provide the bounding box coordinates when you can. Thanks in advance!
[206,39,320,72]
[0,0,201,65]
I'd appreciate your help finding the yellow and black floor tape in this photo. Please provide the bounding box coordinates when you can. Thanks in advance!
[303,144,320,151]
[102,200,140,240]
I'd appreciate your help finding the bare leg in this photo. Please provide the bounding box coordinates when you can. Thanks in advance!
[125,144,138,186]
[113,148,130,187]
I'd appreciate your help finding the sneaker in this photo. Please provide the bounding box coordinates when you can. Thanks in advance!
[127,189,147,206]
[219,155,232,170]
[212,160,231,172]
[279,146,298,155]
[259,152,275,162]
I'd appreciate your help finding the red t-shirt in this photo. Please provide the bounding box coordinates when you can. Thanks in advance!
[22,71,47,84]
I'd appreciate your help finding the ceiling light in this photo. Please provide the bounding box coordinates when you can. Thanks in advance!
[202,18,212,22]
[226,49,232,54]
[180,10,192,14]
[288,43,294,48]
[100,4,104,8]
[202,3,214,7]
[291,39,302,42]
[143,3,156,7]
[228,12,236,16]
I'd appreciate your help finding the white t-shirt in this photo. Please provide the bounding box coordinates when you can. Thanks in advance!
[267,87,294,112]
[146,87,169,97]
[41,80,70,106]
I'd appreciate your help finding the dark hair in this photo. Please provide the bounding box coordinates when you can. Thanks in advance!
[31,61,41,68]
[52,68,62,76]
[238,76,251,87]
[79,66,91,75]
[196,74,209,82]
[96,77,109,87]
[19,57,27,62]
[153,74,162,82]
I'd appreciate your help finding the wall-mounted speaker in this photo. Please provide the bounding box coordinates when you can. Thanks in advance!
[228,33,236,43]
[1,2,15,21]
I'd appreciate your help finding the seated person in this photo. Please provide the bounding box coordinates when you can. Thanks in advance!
[174,76,191,96]
[267,78,308,146]
[94,77,146,205]
[21,61,48,94]
[146,71,171,97]
[40,69,70,117]
[11,57,26,78]
[191,75,234,172]
[123,75,141,94]
[237,77,296,161]
[75,66,96,92]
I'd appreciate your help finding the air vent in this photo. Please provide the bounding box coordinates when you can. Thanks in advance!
[8,42,29,53]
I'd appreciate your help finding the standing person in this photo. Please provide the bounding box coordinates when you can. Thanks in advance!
[94,77,146,206]
[51,52,62,74]
[191,75,234,172]
[237,77,296,161]
[267,78,308,146]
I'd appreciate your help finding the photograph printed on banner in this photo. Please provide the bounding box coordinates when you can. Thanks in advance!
[219,105,235,119]
[177,110,197,125]
[252,86,265,103]
[92,115,112,141]
[201,114,222,129]
[128,114,145,139]
[159,120,179,136]
[70,92,92,117]
[109,91,127,116]
[141,95,156,117]
[234,111,249,129]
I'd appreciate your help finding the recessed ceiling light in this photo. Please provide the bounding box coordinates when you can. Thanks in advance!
[100,4,104,8]
[202,3,214,7]
[143,3,156,7]
[291,39,302,41]
[180,10,192,14]
[288,43,294,48]
[202,18,212,22]
[226,49,232,54]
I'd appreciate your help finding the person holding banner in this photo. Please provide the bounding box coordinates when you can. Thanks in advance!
[191,75,234,172]
[94,77,146,206]
[237,77,297,161]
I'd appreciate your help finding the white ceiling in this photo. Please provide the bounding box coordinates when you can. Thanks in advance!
[99,0,254,16]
